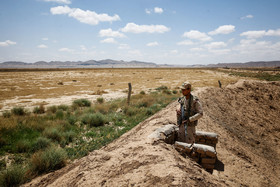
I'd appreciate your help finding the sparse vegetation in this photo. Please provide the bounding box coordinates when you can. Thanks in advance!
[0,86,179,186]
[217,68,280,81]
[96,97,104,104]
[73,99,91,107]
[11,107,26,116]
[33,105,45,114]
[30,146,67,175]
[2,111,11,118]
[0,165,27,187]
[47,105,57,114]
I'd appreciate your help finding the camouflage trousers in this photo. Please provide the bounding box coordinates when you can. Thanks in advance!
[178,124,196,144]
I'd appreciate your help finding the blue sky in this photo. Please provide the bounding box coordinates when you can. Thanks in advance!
[0,0,280,65]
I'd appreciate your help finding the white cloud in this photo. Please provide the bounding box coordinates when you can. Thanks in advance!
[147,42,159,47]
[100,38,117,44]
[99,28,125,38]
[118,44,130,50]
[50,6,120,25]
[240,30,266,38]
[182,30,212,42]
[42,37,49,41]
[145,7,163,14]
[50,5,72,14]
[121,23,170,34]
[59,48,73,52]
[205,42,227,49]
[233,39,280,60]
[209,49,231,55]
[37,44,48,48]
[208,25,235,35]
[241,14,253,20]
[170,50,178,54]
[240,39,256,45]
[0,40,16,47]
[154,7,163,14]
[145,9,152,14]
[266,29,280,36]
[43,0,71,4]
[190,48,204,52]
[240,29,280,39]
[80,45,87,51]
[176,40,194,46]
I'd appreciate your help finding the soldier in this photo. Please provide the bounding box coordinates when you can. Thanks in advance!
[176,81,203,144]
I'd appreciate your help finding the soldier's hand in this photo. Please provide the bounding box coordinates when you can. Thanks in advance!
[182,119,190,124]
[176,109,181,116]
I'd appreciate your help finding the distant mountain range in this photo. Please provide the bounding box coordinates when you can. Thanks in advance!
[206,61,280,68]
[0,59,159,68]
[0,60,280,68]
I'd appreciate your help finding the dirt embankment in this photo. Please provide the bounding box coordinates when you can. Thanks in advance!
[197,80,280,186]
[24,80,280,187]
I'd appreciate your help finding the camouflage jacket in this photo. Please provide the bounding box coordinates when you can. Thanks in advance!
[177,95,203,126]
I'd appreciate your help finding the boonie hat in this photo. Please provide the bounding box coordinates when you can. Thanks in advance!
[180,81,191,89]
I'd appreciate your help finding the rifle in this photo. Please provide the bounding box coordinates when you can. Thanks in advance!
[180,94,192,138]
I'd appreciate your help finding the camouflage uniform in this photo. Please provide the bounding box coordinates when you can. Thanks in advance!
[177,84,203,144]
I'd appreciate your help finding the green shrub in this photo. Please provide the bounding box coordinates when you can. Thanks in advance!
[47,106,57,113]
[0,160,6,170]
[2,111,11,118]
[94,104,110,114]
[146,108,154,115]
[162,89,172,95]
[81,113,105,127]
[96,97,104,104]
[43,128,62,142]
[33,105,45,114]
[0,165,26,187]
[124,106,139,116]
[0,137,7,147]
[137,101,149,108]
[11,107,26,116]
[140,91,146,95]
[84,107,95,114]
[73,99,91,107]
[155,85,168,91]
[67,115,77,125]
[57,105,69,111]
[30,146,67,174]
[63,131,76,143]
[55,109,64,119]
[32,137,51,152]
[172,90,178,94]
[16,140,32,153]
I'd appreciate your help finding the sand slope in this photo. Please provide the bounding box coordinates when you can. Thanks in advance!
[24,80,280,187]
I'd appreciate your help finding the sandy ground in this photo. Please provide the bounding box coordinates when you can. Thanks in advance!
[23,80,280,187]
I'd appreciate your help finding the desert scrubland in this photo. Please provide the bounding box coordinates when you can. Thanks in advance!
[0,68,239,113]
[1,68,279,187]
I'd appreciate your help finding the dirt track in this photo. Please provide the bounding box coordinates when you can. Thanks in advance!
[24,80,280,187]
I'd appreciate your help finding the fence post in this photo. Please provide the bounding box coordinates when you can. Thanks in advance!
[127,83,132,105]
[218,80,222,88]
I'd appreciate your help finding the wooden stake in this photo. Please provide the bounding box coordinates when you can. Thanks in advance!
[218,80,222,88]
[127,83,132,105]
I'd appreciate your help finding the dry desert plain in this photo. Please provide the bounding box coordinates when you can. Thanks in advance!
[0,68,239,114]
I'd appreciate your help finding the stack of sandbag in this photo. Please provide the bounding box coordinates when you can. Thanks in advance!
[174,141,217,173]
[148,124,178,144]
[195,131,218,149]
